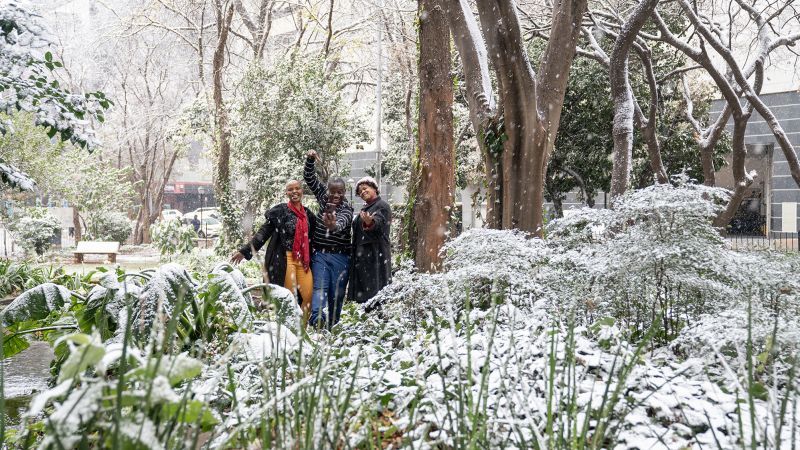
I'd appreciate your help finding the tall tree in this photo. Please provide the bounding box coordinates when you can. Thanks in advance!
[607,0,662,198]
[445,0,588,235]
[413,0,454,272]
[211,1,241,248]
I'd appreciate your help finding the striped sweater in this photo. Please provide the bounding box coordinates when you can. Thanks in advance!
[303,158,353,252]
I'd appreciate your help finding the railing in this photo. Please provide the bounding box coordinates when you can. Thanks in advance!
[726,232,799,252]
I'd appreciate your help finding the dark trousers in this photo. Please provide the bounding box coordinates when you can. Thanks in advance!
[309,251,350,328]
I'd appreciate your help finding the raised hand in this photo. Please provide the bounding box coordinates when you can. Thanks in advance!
[360,210,374,226]
[306,150,319,160]
[323,212,337,230]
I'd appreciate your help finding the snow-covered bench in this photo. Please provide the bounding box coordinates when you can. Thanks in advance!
[74,241,120,264]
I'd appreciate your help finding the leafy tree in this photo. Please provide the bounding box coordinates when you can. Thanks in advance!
[0,2,110,190]
[0,113,134,241]
[542,43,729,217]
[231,56,367,222]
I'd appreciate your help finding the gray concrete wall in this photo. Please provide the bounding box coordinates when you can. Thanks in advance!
[711,91,800,233]
[342,151,406,207]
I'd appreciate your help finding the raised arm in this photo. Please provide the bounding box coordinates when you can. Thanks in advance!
[303,151,327,205]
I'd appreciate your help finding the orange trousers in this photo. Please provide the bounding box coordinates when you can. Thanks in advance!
[285,251,313,318]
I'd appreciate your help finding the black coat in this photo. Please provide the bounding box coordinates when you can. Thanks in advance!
[239,203,316,291]
[348,197,392,303]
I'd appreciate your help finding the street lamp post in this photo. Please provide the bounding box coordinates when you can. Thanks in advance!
[197,186,206,239]
[347,178,355,204]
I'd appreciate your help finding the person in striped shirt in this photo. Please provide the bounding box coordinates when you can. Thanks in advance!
[304,150,354,329]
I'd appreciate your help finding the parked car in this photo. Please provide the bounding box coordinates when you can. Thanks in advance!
[160,209,183,222]
[186,207,221,221]
[198,216,222,238]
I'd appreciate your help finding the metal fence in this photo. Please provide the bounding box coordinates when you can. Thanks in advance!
[726,232,799,252]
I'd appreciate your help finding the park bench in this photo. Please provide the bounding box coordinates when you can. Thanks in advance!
[74,241,120,264]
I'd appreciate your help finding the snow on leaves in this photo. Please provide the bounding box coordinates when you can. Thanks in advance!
[0,1,110,149]
[0,157,35,190]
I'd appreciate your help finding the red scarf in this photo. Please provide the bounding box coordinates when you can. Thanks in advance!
[287,202,310,271]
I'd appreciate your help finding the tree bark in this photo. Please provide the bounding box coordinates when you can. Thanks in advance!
[445,0,586,235]
[634,45,669,185]
[212,2,239,246]
[414,0,454,272]
[444,0,500,228]
[609,0,659,199]
[72,207,82,244]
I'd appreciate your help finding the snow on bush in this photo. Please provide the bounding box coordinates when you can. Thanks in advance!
[7,210,61,255]
[10,183,800,449]
[84,211,132,244]
[151,219,197,256]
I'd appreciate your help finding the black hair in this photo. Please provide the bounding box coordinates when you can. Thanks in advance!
[328,177,346,188]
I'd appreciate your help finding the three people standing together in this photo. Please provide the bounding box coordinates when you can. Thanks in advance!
[231,150,392,328]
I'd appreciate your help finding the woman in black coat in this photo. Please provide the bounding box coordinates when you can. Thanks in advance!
[348,176,392,305]
[231,180,316,315]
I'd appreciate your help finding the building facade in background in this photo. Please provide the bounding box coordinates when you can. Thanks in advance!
[713,91,800,235]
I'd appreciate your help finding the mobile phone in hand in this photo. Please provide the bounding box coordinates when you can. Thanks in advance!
[325,202,336,215]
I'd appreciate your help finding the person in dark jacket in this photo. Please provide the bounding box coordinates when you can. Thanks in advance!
[304,150,353,329]
[348,176,391,305]
[231,180,316,319]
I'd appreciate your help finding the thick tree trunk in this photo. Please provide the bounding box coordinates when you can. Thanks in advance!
[713,119,751,229]
[476,0,536,233]
[444,0,500,228]
[635,47,669,185]
[414,0,454,272]
[446,0,586,235]
[609,0,659,199]
[531,0,588,234]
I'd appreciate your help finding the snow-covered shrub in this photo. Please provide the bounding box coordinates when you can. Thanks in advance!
[172,248,218,273]
[368,228,550,327]
[542,181,800,342]
[85,211,132,244]
[8,210,61,255]
[151,219,197,256]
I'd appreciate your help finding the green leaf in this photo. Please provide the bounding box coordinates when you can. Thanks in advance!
[1,332,30,358]
[127,353,202,386]
[161,400,218,428]
[56,333,105,383]
[162,353,203,385]
[750,381,769,401]
[44,52,52,62]
[1,283,72,326]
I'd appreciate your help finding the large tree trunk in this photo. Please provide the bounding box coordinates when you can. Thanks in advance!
[445,0,586,236]
[414,0,454,272]
[444,0,500,228]
[476,0,539,231]
[609,0,659,199]
[713,118,751,228]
